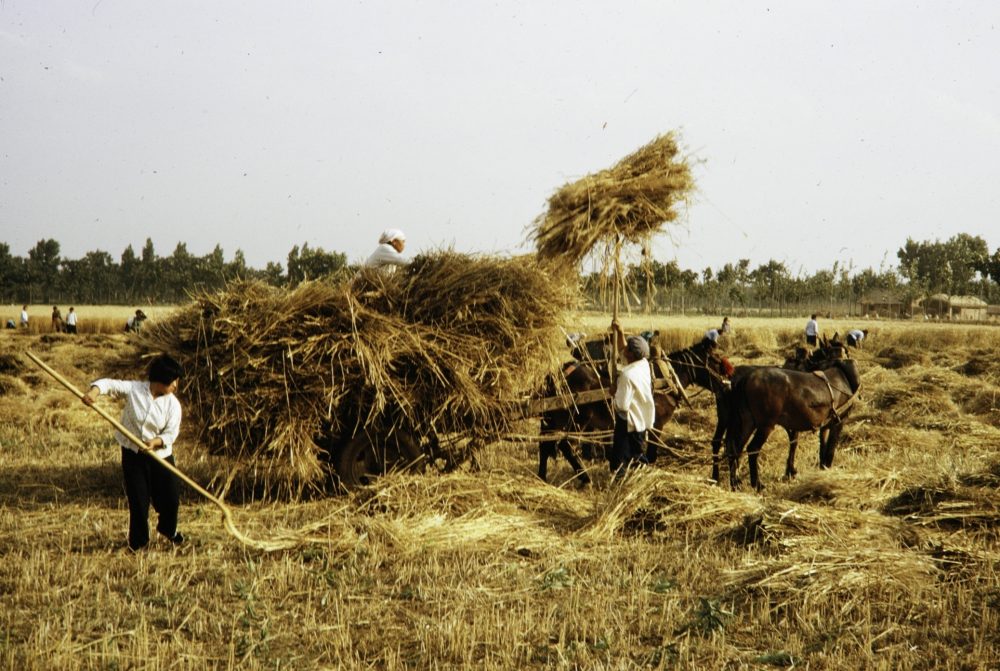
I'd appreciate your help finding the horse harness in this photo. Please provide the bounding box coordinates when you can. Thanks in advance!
[811,368,860,425]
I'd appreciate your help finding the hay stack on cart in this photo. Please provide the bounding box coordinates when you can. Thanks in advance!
[127,252,577,496]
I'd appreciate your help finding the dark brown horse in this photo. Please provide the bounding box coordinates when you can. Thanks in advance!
[538,338,729,484]
[724,357,861,490]
[708,337,848,483]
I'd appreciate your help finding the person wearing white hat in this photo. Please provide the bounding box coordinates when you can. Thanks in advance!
[364,229,408,269]
[608,319,655,476]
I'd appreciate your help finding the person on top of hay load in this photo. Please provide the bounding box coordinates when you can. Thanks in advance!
[83,354,185,552]
[364,228,408,269]
[609,319,655,477]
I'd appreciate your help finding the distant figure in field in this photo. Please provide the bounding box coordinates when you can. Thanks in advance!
[846,328,868,349]
[364,229,407,269]
[65,307,78,334]
[51,306,64,333]
[20,305,29,329]
[720,316,731,334]
[804,314,820,347]
[125,309,148,334]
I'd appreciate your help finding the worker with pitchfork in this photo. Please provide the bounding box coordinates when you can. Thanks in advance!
[83,354,186,552]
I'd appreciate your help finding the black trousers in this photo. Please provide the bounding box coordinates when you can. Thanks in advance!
[610,415,647,475]
[121,447,179,550]
[806,334,817,346]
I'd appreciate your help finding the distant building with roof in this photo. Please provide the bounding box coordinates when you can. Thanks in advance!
[860,290,915,319]
[920,294,988,321]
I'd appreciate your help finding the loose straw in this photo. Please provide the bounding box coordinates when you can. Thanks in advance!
[26,350,302,552]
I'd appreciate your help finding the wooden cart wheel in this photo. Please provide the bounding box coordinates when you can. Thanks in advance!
[335,431,423,489]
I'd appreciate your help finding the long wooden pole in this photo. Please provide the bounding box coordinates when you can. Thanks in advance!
[25,350,298,552]
[610,234,623,380]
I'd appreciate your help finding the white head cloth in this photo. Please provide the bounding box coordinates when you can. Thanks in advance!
[379,229,406,244]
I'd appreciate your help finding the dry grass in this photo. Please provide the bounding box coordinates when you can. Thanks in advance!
[3,317,1000,669]
[531,133,695,270]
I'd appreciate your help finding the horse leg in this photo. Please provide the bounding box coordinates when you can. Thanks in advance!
[558,439,590,484]
[538,440,556,482]
[538,438,555,482]
[711,418,726,483]
[746,426,774,492]
[711,393,731,483]
[820,421,843,469]
[784,430,798,480]
[645,429,659,465]
[726,418,752,490]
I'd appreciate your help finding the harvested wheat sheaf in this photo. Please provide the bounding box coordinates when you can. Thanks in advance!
[531,132,695,269]
[125,252,578,494]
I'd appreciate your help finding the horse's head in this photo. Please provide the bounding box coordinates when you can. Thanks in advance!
[666,338,731,393]
[785,338,848,372]
[833,357,861,392]
[812,339,848,367]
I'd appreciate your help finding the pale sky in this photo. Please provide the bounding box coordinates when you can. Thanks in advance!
[2,1,998,276]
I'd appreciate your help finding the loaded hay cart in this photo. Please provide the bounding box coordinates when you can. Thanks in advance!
[121,132,695,495]
[122,253,585,495]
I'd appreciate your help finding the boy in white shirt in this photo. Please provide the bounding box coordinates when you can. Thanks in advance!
[83,354,185,551]
[609,320,656,476]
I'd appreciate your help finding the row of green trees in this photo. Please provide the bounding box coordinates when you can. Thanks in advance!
[0,239,347,304]
[589,233,1000,316]
[2,234,998,312]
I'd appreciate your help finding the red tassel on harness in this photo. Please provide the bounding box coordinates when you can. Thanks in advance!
[721,357,735,378]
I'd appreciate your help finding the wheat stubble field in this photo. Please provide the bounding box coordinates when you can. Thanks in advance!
[1,313,999,670]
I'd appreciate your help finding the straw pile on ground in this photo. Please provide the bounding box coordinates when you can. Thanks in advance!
[126,251,578,496]
[531,132,695,269]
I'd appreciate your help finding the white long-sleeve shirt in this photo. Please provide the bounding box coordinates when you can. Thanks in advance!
[805,319,819,337]
[90,379,182,458]
[613,359,655,433]
[364,243,407,268]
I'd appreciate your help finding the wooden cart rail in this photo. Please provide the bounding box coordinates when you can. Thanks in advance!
[518,375,680,418]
